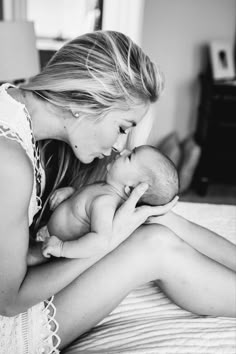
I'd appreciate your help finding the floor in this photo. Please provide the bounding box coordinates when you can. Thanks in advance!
[180,183,236,205]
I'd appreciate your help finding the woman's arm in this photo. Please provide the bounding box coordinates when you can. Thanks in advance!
[156,211,236,271]
[27,238,48,266]
[0,139,179,316]
[0,139,103,316]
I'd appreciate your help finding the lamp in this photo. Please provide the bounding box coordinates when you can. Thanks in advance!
[0,21,40,83]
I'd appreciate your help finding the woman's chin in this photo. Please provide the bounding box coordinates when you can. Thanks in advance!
[75,154,93,164]
[75,152,104,164]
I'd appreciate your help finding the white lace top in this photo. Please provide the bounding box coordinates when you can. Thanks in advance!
[0,84,60,354]
[0,83,44,224]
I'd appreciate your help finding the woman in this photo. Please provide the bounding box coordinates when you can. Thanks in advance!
[0,31,235,354]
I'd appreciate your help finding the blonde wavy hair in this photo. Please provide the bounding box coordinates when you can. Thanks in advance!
[21,30,164,232]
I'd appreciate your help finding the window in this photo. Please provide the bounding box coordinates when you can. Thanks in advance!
[26,0,103,50]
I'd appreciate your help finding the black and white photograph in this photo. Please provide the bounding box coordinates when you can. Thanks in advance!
[209,40,235,80]
[0,1,236,353]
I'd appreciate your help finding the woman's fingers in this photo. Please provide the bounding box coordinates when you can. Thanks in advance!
[139,195,179,220]
[161,195,179,212]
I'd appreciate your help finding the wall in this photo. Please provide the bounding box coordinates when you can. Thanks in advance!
[141,0,236,145]
[103,0,145,46]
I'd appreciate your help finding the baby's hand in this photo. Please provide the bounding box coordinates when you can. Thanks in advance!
[42,235,64,258]
[49,187,75,210]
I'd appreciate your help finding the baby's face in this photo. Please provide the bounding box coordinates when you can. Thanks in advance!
[106,147,148,187]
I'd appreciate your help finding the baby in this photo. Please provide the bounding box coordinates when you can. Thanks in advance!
[41,145,179,259]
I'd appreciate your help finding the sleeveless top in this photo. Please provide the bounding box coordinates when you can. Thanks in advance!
[0,84,60,354]
[0,83,44,224]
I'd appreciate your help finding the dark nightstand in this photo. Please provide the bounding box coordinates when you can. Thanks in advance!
[194,74,236,195]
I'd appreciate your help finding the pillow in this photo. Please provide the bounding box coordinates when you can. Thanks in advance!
[157,132,181,168]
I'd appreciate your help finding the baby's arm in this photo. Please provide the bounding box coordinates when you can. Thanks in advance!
[42,196,116,258]
[42,232,106,258]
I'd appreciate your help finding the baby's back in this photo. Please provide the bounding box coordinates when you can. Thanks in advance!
[48,182,117,241]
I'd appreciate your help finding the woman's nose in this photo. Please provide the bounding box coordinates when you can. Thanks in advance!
[112,134,127,153]
[103,150,112,157]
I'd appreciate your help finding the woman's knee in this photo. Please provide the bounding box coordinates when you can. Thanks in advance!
[130,223,183,256]
[124,224,185,281]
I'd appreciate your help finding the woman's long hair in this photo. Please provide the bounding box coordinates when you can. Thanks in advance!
[21,30,164,233]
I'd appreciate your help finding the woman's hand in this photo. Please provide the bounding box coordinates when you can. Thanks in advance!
[112,185,178,246]
[144,200,178,226]
[49,187,75,211]
[27,240,49,266]
[91,183,179,251]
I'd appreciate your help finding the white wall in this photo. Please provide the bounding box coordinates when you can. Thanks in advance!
[141,0,236,145]
[103,0,145,46]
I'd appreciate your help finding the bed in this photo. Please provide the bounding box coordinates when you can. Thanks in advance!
[62,202,236,354]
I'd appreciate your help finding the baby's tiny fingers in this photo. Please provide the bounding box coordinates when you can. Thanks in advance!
[42,248,51,258]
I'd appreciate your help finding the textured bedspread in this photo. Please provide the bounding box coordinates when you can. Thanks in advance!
[63,202,236,354]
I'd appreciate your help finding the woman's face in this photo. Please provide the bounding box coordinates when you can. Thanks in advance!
[66,104,149,163]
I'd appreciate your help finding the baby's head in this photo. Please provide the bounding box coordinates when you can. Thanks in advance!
[106,145,179,206]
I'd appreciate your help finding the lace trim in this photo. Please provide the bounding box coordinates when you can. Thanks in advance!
[43,296,61,353]
[0,123,24,145]
[0,82,42,209]
[21,312,29,354]
[22,106,42,199]
[0,122,42,214]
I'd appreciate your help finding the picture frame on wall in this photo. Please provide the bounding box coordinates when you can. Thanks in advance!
[209,40,235,81]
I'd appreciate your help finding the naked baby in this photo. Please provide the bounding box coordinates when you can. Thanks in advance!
[40,145,179,258]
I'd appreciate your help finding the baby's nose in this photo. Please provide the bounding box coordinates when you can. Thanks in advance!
[120,149,132,157]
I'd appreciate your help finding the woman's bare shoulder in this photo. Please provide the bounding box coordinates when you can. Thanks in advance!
[0,136,34,217]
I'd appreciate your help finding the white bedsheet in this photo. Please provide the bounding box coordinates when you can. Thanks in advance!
[63,202,236,354]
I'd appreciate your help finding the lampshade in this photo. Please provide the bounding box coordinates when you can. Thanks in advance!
[0,21,40,82]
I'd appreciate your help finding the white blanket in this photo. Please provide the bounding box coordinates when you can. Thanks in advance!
[63,202,236,354]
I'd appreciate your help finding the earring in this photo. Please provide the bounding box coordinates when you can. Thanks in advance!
[73,112,79,118]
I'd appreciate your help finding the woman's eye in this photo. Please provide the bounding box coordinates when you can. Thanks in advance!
[119,127,127,134]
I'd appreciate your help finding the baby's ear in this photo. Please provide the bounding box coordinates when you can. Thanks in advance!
[124,186,131,196]
[124,186,134,196]
[124,185,133,196]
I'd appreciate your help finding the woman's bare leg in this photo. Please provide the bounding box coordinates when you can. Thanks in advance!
[53,224,236,350]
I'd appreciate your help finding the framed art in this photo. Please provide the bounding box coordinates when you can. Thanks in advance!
[209,40,235,81]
